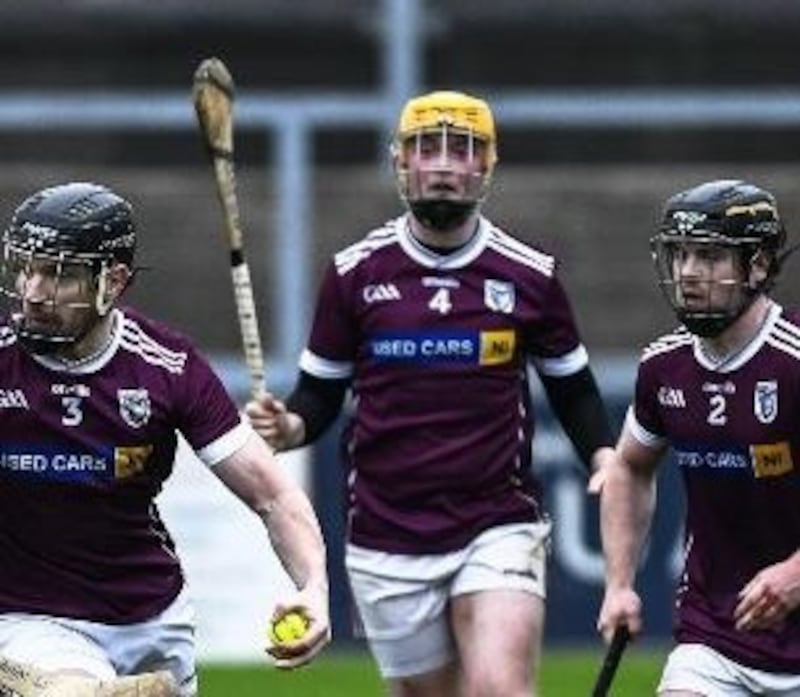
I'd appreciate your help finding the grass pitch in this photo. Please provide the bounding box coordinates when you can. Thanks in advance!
[199,645,666,696]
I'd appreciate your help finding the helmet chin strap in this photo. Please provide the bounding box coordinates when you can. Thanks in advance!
[11,315,73,355]
[677,282,762,338]
[95,267,114,316]
[409,200,476,232]
[16,310,113,362]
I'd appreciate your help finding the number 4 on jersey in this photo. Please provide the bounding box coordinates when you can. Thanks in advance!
[428,288,452,315]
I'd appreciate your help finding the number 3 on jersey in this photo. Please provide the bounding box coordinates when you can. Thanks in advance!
[428,288,452,315]
[62,396,84,426]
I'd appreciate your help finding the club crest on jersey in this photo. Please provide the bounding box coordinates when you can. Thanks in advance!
[484,279,515,314]
[118,388,151,429]
[753,380,778,424]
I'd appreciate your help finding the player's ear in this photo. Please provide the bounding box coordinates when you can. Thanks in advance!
[748,250,771,288]
[97,263,132,314]
[108,263,132,295]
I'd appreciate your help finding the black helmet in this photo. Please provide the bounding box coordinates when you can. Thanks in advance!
[651,179,787,337]
[1,182,136,354]
[5,182,136,266]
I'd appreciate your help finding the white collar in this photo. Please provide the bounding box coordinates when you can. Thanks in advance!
[32,308,124,374]
[398,215,489,269]
[692,301,781,372]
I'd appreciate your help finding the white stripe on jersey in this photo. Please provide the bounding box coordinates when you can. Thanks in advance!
[767,316,800,360]
[0,325,15,348]
[641,329,693,362]
[486,226,555,278]
[299,348,354,380]
[766,335,800,361]
[119,316,188,374]
[532,343,588,377]
[199,419,253,467]
[771,317,800,346]
[335,221,401,276]
[625,406,668,449]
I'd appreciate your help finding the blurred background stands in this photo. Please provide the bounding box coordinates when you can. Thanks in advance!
[1,0,799,654]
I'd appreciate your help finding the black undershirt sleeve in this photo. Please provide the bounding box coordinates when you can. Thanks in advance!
[538,366,614,473]
[285,370,349,445]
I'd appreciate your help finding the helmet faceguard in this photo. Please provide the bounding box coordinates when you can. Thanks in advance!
[392,91,497,232]
[1,182,136,354]
[651,180,787,337]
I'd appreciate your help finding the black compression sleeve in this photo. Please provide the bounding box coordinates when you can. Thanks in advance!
[539,366,614,473]
[285,371,349,445]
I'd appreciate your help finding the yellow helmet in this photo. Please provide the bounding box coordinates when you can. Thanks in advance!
[395,90,498,166]
[392,90,498,231]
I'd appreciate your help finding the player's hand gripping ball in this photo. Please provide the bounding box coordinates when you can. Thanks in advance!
[269,611,310,645]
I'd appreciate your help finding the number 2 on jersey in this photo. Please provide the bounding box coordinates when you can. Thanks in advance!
[707,394,727,426]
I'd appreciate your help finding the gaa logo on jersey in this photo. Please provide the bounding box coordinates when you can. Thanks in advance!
[753,380,778,424]
[484,279,515,314]
[363,283,401,303]
[118,388,151,429]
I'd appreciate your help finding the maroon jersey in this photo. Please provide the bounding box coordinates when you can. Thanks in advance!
[302,215,589,553]
[0,307,246,624]
[631,302,800,672]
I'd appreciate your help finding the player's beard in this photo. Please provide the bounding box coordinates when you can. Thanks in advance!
[12,304,99,356]
[409,199,476,232]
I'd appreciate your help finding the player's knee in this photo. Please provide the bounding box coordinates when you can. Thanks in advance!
[462,665,531,697]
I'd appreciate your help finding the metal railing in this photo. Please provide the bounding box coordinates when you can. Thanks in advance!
[0,0,798,367]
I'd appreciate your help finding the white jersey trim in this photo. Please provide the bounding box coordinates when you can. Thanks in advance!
[299,348,354,380]
[199,419,253,467]
[0,325,16,349]
[626,407,668,449]
[766,313,800,361]
[531,344,588,377]
[119,314,188,374]
[641,329,693,363]
[485,226,555,278]
[691,301,781,373]
[397,215,490,270]
[31,309,126,374]
[8,310,189,376]
[335,221,401,276]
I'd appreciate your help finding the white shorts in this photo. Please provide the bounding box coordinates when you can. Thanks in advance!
[0,586,197,696]
[345,521,551,679]
[658,643,800,697]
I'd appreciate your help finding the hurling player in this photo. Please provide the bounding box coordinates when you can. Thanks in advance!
[0,183,330,696]
[246,90,615,697]
[598,180,800,696]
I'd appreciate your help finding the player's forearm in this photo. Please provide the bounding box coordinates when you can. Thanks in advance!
[258,489,328,593]
[600,458,656,589]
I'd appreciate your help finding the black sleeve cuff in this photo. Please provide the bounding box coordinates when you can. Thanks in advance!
[539,366,614,473]
[285,371,349,444]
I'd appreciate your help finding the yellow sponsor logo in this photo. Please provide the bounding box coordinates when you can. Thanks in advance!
[750,441,794,479]
[114,445,154,479]
[479,330,515,365]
